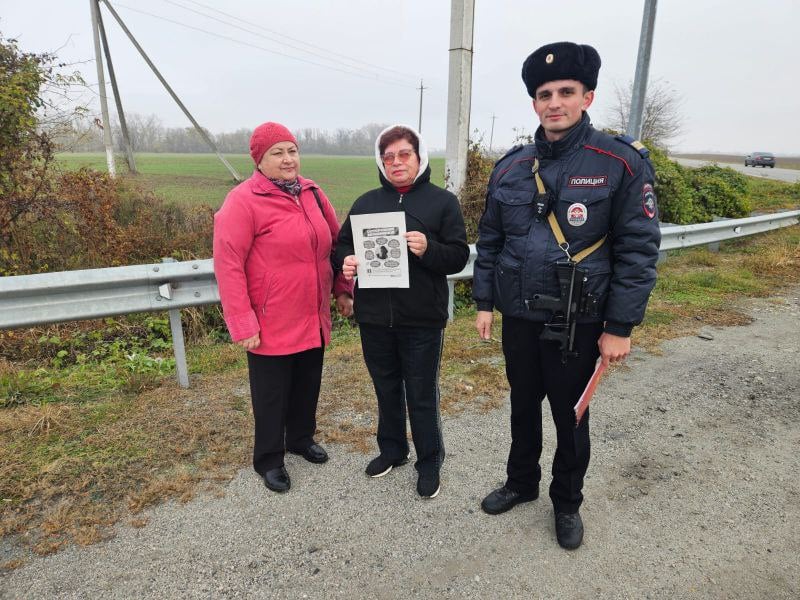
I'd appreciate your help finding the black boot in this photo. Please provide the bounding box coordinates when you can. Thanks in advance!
[480,486,538,515]
[263,466,291,493]
[555,511,584,549]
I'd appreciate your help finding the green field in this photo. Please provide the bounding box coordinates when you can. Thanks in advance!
[56,153,447,216]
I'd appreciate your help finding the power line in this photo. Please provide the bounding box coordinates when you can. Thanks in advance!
[164,0,422,84]
[111,2,417,89]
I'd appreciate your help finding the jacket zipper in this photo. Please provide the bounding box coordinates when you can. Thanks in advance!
[388,191,406,326]
[298,193,323,326]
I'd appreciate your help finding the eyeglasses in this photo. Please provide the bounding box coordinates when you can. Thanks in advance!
[381,149,415,165]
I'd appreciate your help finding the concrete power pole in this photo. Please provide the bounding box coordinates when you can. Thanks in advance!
[417,79,427,133]
[627,0,658,141]
[99,0,242,182]
[95,1,137,174]
[90,0,116,177]
[444,0,475,197]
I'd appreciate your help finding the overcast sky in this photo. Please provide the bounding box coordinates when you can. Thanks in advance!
[2,0,798,155]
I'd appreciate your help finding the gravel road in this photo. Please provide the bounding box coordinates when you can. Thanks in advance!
[2,290,799,599]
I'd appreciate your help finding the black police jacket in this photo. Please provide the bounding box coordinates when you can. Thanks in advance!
[473,114,661,337]
[335,166,470,329]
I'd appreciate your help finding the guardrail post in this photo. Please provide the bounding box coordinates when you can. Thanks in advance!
[162,258,190,388]
[168,307,190,388]
[708,216,728,252]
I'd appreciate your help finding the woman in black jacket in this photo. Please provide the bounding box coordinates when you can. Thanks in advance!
[336,124,469,499]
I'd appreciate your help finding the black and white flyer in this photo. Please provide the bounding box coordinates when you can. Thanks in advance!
[350,211,409,288]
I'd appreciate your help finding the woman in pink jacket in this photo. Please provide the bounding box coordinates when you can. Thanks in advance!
[213,122,353,493]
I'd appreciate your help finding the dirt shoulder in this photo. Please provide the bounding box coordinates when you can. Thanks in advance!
[1,289,798,599]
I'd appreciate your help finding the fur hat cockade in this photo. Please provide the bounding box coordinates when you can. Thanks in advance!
[521,42,601,97]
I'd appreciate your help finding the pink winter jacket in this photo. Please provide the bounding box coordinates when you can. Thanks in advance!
[213,170,353,356]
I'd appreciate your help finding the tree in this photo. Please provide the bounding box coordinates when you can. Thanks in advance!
[0,33,83,236]
[606,79,685,149]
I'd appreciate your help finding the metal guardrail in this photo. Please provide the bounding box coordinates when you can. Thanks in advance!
[1,209,798,386]
[658,211,800,251]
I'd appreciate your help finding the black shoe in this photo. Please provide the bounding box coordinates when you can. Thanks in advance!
[262,466,290,493]
[555,511,584,550]
[417,471,441,499]
[365,453,410,478]
[480,486,538,515]
[288,443,329,464]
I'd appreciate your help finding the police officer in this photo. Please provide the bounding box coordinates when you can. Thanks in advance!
[473,42,661,550]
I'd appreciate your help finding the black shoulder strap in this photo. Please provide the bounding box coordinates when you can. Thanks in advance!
[311,187,324,213]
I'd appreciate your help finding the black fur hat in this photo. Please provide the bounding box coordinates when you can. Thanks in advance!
[521,42,601,97]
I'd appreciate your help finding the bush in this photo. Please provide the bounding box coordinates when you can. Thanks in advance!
[689,165,751,219]
[647,145,751,224]
[457,140,495,241]
[648,146,700,224]
[0,168,213,275]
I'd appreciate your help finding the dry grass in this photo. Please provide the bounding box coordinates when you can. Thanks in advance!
[2,225,799,570]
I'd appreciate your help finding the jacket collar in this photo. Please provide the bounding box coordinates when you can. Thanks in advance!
[249,169,313,196]
[378,164,432,193]
[534,112,592,159]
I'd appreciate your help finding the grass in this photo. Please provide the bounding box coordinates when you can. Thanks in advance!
[56,153,447,217]
[746,177,800,211]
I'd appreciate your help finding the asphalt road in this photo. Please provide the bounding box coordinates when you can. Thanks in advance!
[2,290,799,599]
[673,157,800,183]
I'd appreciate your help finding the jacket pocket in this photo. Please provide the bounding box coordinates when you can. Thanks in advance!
[579,261,611,318]
[496,188,535,237]
[258,273,275,315]
[493,259,522,315]
[556,188,611,244]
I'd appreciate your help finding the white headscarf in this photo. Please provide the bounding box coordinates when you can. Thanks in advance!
[374,123,429,184]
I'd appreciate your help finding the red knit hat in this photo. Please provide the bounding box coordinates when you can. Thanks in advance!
[249,122,298,165]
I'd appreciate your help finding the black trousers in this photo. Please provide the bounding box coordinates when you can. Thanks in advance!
[501,316,604,513]
[359,324,445,475]
[247,347,324,475]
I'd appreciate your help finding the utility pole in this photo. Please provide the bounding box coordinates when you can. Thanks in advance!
[99,0,242,182]
[90,0,116,177]
[628,0,658,141]
[95,0,137,173]
[489,113,497,152]
[444,0,475,198]
[417,79,427,133]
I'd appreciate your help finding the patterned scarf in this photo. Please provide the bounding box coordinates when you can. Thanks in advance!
[269,177,302,197]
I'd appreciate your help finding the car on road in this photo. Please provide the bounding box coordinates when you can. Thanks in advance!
[745,152,775,168]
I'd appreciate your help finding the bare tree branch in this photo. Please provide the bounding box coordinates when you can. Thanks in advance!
[605,78,685,150]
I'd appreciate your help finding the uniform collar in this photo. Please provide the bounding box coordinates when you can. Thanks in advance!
[535,112,592,159]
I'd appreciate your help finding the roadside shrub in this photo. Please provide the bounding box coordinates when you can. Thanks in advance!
[690,165,751,219]
[648,146,699,224]
[458,140,495,241]
[647,146,752,224]
[0,168,213,275]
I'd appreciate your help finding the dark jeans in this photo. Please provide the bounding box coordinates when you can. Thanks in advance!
[247,347,324,475]
[501,316,604,513]
[359,324,445,475]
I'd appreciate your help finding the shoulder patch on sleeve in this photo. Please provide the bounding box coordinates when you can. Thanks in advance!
[642,183,657,219]
[614,134,649,158]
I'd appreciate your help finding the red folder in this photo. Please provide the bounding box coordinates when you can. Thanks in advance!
[574,359,607,427]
